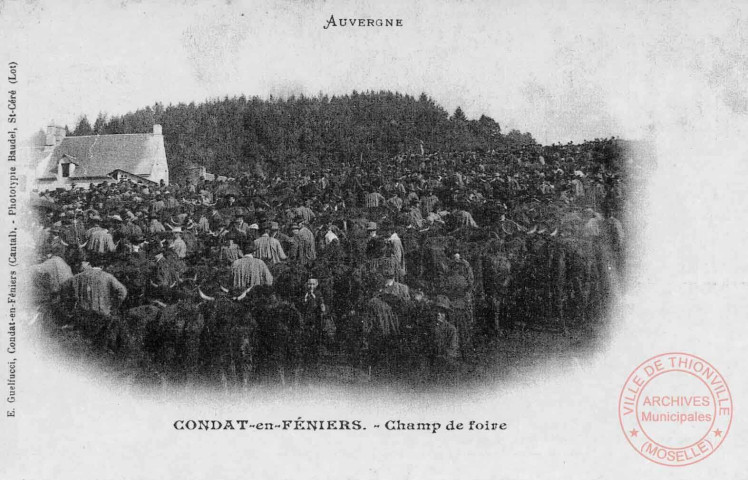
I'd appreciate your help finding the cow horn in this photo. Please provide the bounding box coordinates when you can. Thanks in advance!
[219,285,229,294]
[150,280,159,288]
[198,287,215,302]
[170,280,178,288]
[235,286,253,301]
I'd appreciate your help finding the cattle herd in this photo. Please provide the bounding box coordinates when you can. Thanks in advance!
[26,138,643,388]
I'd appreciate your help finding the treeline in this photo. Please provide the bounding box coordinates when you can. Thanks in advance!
[67,91,536,180]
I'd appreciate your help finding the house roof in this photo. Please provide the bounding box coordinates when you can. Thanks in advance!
[41,133,165,179]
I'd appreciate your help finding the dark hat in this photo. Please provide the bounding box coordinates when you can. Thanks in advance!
[290,223,301,230]
[433,295,452,311]
[382,264,397,278]
[225,232,242,243]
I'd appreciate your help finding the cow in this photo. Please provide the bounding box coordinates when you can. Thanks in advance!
[247,286,303,386]
[197,285,257,391]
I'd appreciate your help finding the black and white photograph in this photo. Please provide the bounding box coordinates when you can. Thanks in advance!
[23,91,645,391]
[1,0,747,478]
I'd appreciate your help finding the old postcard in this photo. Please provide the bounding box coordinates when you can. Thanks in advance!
[1,0,746,478]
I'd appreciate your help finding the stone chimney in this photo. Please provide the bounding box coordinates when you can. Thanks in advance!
[45,125,57,147]
[153,124,163,135]
[54,125,66,144]
[44,122,65,151]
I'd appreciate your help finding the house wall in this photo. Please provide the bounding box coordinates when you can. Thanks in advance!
[35,177,112,191]
[150,130,169,185]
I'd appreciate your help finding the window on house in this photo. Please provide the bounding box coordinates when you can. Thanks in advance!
[61,163,71,177]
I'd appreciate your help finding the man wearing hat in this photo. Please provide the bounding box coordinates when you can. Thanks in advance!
[387,194,403,212]
[366,221,378,238]
[219,233,244,265]
[195,209,211,234]
[85,218,117,255]
[289,223,316,266]
[209,207,224,232]
[294,203,316,224]
[299,278,329,371]
[233,215,250,235]
[118,214,143,242]
[271,221,294,249]
[254,223,287,265]
[169,227,187,259]
[365,222,383,258]
[148,214,166,234]
[65,256,128,347]
[231,241,273,288]
[165,192,179,210]
[30,253,73,304]
[151,195,166,214]
[246,222,260,242]
[381,270,411,302]
[44,223,67,259]
[221,215,248,241]
[224,193,237,209]
[60,211,87,250]
[151,246,175,287]
[406,206,425,229]
[431,295,459,371]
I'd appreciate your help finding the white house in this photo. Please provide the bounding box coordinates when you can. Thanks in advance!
[35,124,169,190]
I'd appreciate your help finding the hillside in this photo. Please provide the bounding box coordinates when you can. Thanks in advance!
[65,91,535,181]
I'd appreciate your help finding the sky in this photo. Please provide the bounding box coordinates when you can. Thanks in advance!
[2,0,745,144]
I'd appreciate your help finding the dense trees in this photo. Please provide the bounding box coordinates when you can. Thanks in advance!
[72,115,93,136]
[69,91,536,181]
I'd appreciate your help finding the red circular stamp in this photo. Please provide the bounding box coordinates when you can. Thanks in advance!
[618,352,732,466]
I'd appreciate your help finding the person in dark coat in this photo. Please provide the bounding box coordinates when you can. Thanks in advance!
[298,278,327,375]
[430,295,460,383]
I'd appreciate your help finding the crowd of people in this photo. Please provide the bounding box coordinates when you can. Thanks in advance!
[27,138,637,387]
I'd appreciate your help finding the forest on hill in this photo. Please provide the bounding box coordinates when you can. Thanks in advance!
[59,91,536,180]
